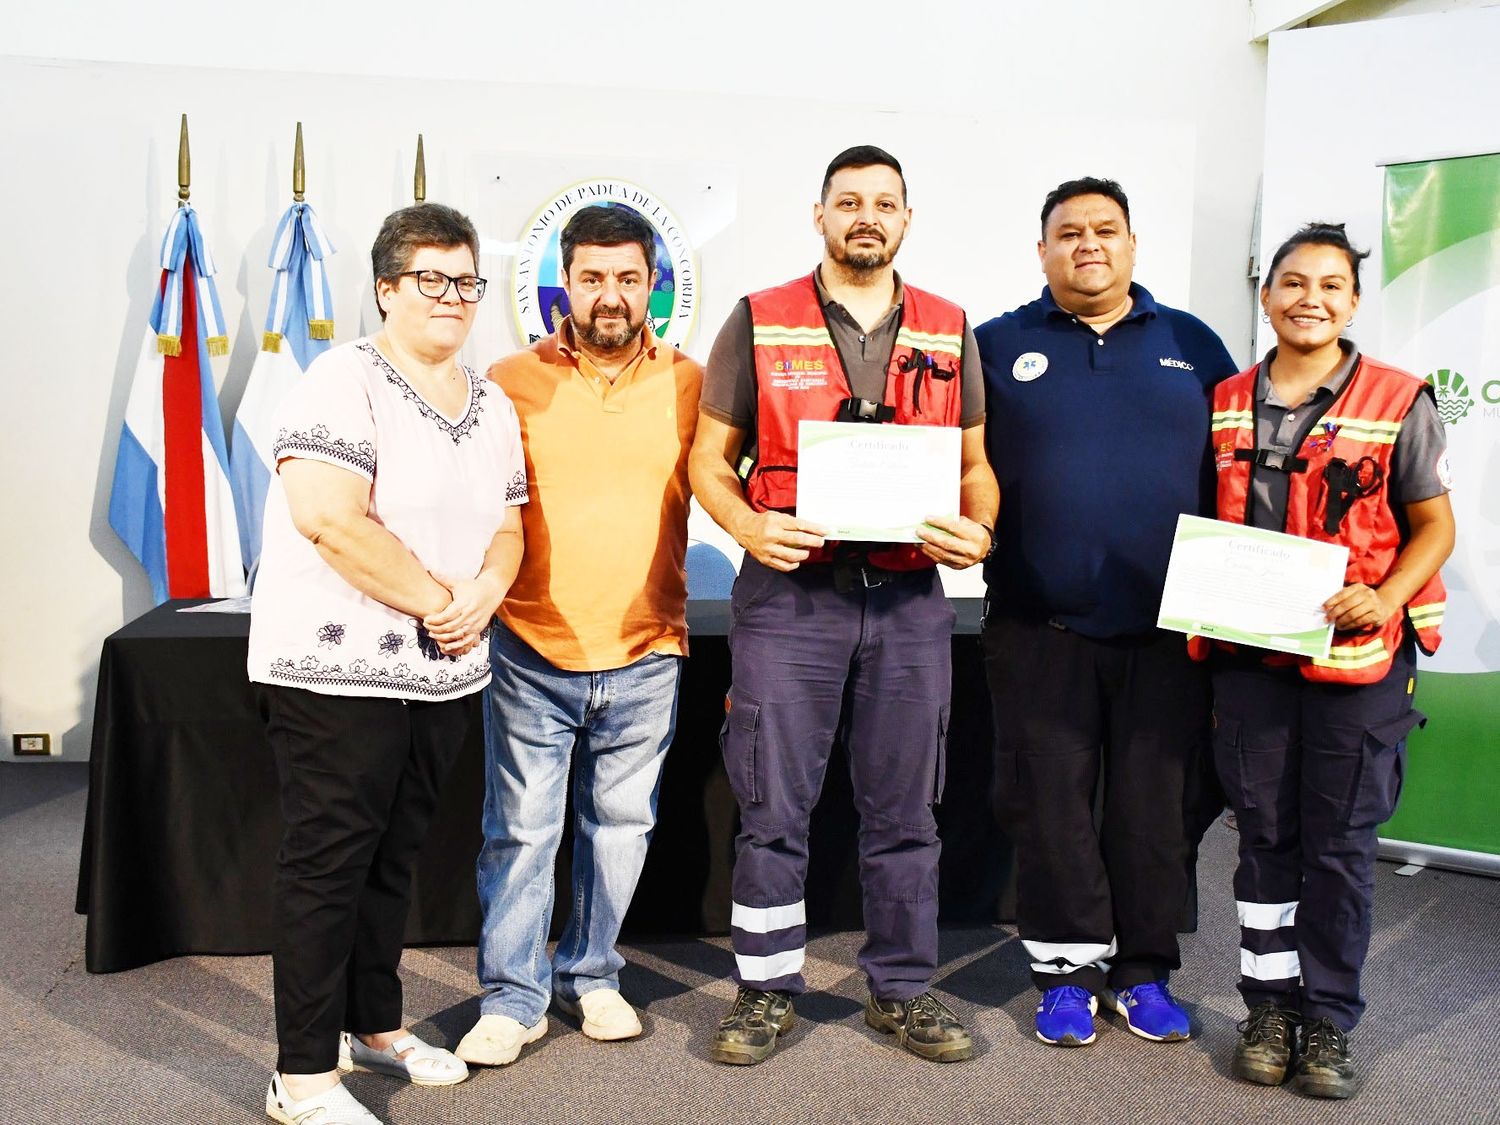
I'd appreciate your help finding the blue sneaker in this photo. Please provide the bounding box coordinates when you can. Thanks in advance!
[1034,985,1098,1047]
[1103,982,1191,1041]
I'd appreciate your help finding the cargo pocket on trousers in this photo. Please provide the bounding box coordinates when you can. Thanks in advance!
[1210,714,1252,810]
[1346,709,1425,828]
[933,703,951,805]
[720,691,762,805]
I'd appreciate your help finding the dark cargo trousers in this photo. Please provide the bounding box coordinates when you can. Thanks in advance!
[1212,641,1421,1031]
[720,557,954,1001]
[982,615,1209,994]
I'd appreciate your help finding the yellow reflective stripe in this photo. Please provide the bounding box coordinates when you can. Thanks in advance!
[895,328,963,357]
[1408,602,1445,626]
[1212,410,1253,433]
[1312,637,1388,669]
[752,325,833,346]
[1323,415,1401,445]
[737,455,754,479]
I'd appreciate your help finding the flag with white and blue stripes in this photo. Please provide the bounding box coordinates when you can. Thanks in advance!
[229,202,336,572]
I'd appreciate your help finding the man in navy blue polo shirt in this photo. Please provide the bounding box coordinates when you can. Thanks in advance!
[976,177,1237,1049]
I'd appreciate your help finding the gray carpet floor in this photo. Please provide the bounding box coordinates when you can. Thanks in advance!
[3,762,1497,1124]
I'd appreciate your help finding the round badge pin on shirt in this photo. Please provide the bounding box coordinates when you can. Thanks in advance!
[1013,352,1048,381]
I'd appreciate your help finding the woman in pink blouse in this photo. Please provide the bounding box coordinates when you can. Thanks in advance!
[249,204,526,1125]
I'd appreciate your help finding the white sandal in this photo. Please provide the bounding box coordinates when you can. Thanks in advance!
[266,1073,382,1124]
[337,1031,469,1087]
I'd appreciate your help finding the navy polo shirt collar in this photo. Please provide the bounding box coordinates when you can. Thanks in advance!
[1038,282,1159,325]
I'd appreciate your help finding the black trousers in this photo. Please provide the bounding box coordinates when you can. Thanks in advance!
[260,684,469,1074]
[983,616,1209,993]
[1211,642,1420,1031]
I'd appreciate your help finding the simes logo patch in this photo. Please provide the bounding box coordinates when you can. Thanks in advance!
[1158,357,1195,371]
[774,359,826,373]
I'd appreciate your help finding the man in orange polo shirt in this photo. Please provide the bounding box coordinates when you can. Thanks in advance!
[456,205,702,1067]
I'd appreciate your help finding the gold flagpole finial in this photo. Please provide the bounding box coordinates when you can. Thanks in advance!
[292,121,306,203]
[414,134,426,204]
[177,113,191,207]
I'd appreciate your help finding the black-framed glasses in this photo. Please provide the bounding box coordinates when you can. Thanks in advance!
[393,270,488,302]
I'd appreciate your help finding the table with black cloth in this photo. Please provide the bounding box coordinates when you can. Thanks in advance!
[77,599,1014,973]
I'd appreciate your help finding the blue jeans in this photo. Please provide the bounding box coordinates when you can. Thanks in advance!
[475,622,681,1024]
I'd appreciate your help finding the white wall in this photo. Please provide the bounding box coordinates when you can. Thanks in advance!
[1258,7,1500,354]
[0,2,1269,759]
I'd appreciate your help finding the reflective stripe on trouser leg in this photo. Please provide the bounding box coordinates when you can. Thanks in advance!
[1237,899,1301,994]
[730,900,807,988]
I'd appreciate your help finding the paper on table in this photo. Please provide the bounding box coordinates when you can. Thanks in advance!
[1157,515,1348,659]
[795,421,960,542]
[177,596,254,614]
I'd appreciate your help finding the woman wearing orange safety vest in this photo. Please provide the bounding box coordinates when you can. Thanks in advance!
[1208,223,1455,1102]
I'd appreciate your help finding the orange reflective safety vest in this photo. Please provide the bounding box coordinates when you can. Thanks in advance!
[740,273,966,570]
[1208,355,1445,683]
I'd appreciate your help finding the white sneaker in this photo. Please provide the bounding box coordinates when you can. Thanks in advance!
[555,989,643,1041]
[337,1030,468,1086]
[265,1073,382,1124]
[454,1013,547,1066]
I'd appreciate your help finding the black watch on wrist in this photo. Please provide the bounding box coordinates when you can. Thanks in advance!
[978,523,997,561]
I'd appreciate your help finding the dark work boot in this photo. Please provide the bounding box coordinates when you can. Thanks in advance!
[710,987,794,1065]
[1233,1001,1300,1085]
[1294,1017,1358,1099]
[864,991,973,1062]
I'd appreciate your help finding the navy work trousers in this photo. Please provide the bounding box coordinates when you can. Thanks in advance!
[982,615,1209,994]
[721,557,954,1002]
[1212,641,1421,1031]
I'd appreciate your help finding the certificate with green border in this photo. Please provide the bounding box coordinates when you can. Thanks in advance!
[795,421,960,543]
[1157,515,1348,659]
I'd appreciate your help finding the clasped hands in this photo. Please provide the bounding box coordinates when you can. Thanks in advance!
[423,571,507,657]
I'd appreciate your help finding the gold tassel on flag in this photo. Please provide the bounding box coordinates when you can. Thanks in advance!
[262,332,283,353]
[206,335,229,357]
[308,319,334,340]
[157,334,182,357]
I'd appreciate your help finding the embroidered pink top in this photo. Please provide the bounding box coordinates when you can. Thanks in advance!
[248,338,527,701]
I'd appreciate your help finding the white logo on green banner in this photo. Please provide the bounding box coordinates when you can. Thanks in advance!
[1382,153,1500,676]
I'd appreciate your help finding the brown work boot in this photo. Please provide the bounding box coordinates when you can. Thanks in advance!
[1232,1001,1299,1085]
[864,991,973,1062]
[710,987,794,1065]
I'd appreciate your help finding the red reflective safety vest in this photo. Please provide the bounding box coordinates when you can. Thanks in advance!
[741,273,966,570]
[1208,354,1445,683]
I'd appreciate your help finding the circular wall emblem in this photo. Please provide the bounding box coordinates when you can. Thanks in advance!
[1013,352,1048,381]
[511,178,698,348]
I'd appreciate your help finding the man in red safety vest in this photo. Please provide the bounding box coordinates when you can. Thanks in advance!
[690,145,998,1067]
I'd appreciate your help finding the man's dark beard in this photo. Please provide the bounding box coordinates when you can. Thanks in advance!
[843,248,888,271]
[577,307,642,351]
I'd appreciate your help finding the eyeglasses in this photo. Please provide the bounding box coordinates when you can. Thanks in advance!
[393,270,488,302]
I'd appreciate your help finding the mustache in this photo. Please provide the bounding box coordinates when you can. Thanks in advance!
[847,227,885,242]
[591,303,629,317]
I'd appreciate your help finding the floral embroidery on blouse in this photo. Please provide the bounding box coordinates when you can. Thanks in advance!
[356,341,486,444]
[316,622,346,648]
[273,424,377,476]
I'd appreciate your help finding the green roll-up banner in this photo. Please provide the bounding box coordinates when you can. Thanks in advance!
[1380,153,1500,873]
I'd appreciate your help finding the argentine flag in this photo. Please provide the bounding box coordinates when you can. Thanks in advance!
[230,202,336,572]
[109,206,245,604]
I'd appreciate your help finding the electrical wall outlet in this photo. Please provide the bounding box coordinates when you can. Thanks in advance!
[13,733,54,756]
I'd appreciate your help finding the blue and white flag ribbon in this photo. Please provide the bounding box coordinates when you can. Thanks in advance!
[230,202,337,571]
